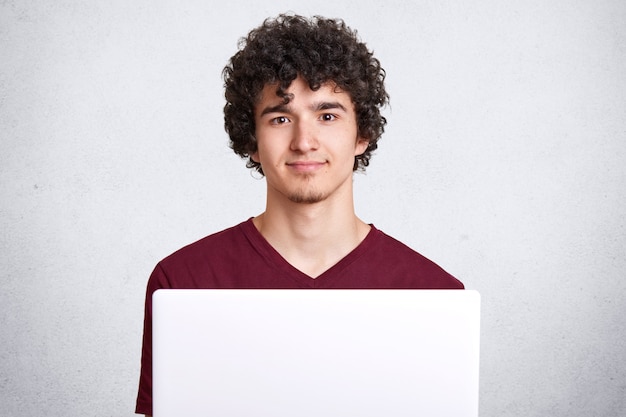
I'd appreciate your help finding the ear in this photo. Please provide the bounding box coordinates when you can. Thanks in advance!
[354,137,369,156]
[251,151,260,163]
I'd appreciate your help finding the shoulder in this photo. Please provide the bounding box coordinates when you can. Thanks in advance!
[355,226,464,289]
[365,226,431,262]
[162,222,246,263]
[148,219,256,289]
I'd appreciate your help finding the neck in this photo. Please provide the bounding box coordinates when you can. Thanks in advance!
[253,187,370,278]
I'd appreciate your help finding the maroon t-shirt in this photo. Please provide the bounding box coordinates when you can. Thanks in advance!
[135,219,463,415]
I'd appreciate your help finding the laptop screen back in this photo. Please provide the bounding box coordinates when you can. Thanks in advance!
[152,289,480,417]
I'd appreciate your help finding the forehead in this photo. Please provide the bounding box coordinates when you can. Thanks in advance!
[256,78,351,105]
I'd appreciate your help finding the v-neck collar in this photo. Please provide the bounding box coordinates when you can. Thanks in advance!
[239,218,379,288]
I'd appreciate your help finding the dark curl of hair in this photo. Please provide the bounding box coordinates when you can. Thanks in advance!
[223,14,389,174]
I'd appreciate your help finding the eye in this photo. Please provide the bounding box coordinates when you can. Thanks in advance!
[270,116,290,125]
[320,113,337,122]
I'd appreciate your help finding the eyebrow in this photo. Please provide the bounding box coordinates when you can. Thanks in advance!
[259,101,348,117]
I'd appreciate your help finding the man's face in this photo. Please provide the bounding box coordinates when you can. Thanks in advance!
[252,77,368,205]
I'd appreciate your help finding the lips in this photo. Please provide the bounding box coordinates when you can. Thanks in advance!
[286,160,326,172]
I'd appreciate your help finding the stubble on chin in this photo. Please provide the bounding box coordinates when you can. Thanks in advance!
[286,175,326,204]
[287,191,326,204]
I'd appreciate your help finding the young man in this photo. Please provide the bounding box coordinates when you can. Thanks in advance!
[135,14,463,416]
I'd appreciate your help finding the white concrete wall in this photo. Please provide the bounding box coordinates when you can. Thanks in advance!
[1,0,624,415]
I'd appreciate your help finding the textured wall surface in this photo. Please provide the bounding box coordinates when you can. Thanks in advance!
[1,0,625,416]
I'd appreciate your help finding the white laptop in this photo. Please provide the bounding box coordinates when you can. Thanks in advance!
[152,289,480,417]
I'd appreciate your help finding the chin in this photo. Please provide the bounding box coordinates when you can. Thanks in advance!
[287,191,327,204]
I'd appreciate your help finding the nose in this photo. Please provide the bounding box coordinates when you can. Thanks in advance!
[290,119,319,153]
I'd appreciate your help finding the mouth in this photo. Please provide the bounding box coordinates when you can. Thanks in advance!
[286,160,327,173]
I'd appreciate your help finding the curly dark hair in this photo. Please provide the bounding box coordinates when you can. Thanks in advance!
[223,14,389,174]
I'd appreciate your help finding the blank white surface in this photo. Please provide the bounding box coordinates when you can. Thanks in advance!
[152,290,480,417]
